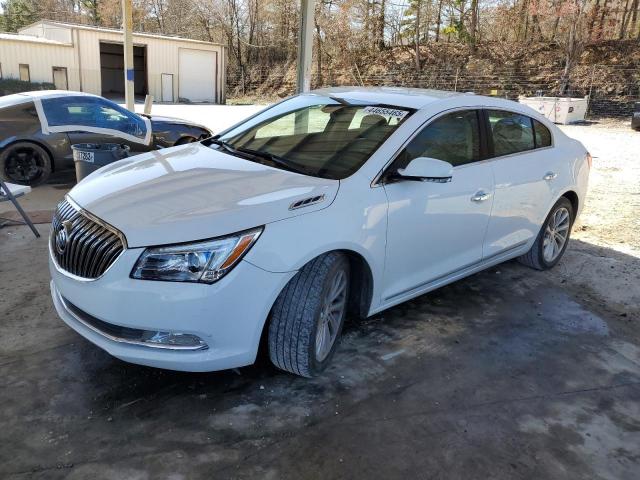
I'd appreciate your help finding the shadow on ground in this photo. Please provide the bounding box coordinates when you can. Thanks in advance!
[0,227,638,479]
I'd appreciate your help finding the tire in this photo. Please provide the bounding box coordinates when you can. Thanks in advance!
[0,142,52,186]
[268,252,350,377]
[518,197,574,270]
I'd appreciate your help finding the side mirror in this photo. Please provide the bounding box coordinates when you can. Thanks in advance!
[397,157,453,182]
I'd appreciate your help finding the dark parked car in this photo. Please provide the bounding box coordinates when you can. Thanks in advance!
[0,91,212,185]
[632,101,640,131]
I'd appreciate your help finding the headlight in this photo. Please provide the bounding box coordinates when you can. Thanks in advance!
[131,227,262,284]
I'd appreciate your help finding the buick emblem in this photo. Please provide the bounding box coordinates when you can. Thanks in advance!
[55,220,73,255]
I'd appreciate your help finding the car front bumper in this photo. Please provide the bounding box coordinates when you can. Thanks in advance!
[50,247,294,372]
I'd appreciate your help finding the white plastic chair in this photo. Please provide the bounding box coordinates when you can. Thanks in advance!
[0,180,40,238]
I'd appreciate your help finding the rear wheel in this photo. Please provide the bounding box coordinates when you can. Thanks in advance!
[0,142,52,186]
[268,252,350,377]
[518,197,574,270]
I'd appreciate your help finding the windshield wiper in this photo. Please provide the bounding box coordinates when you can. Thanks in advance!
[234,146,309,176]
[207,138,308,176]
[207,138,239,155]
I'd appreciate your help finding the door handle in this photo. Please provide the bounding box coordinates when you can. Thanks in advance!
[543,171,558,181]
[471,191,491,202]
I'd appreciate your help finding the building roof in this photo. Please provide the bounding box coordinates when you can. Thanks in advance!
[0,32,71,46]
[18,20,225,47]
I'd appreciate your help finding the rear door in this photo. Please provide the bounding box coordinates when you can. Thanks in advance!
[482,109,560,258]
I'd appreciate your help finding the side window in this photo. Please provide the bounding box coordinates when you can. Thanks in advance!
[395,110,480,168]
[487,110,535,157]
[41,96,147,140]
[533,119,552,148]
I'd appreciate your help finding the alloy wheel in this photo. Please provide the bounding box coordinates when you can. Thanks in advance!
[315,268,348,362]
[542,206,570,263]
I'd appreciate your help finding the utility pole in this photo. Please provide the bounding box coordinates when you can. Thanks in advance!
[296,0,315,94]
[122,0,135,111]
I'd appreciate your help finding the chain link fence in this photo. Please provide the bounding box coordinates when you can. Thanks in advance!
[227,64,640,118]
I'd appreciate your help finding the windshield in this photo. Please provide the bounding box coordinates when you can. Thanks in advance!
[217,97,414,179]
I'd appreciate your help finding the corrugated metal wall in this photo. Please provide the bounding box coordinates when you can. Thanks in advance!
[76,29,225,103]
[0,39,79,90]
[1,22,226,103]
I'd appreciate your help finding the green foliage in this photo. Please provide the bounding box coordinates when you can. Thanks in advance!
[0,0,38,32]
[0,78,55,95]
[442,25,457,35]
[445,18,470,41]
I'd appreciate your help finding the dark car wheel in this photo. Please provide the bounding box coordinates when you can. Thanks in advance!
[268,252,350,377]
[0,142,52,186]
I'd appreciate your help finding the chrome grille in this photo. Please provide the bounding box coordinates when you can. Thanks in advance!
[50,198,125,279]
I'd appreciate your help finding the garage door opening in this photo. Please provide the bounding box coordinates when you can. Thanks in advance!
[100,42,147,100]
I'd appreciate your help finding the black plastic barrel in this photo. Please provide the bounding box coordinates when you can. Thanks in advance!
[72,143,130,182]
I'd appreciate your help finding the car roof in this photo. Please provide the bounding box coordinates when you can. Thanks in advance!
[306,86,538,114]
[308,86,465,109]
[23,90,100,99]
[0,90,105,110]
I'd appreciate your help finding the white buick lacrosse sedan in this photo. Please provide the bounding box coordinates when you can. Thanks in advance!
[50,87,590,377]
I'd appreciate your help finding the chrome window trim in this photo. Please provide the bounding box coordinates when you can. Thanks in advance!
[49,195,128,282]
[371,106,556,186]
[484,107,555,158]
[54,287,208,351]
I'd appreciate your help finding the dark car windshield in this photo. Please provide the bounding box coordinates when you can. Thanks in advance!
[217,99,414,179]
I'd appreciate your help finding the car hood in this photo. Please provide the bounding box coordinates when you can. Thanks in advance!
[68,143,339,247]
[150,115,208,130]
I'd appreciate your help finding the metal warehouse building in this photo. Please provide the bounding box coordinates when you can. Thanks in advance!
[0,20,227,103]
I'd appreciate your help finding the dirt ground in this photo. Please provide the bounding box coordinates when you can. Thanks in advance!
[553,120,640,312]
[0,121,639,479]
[567,120,640,256]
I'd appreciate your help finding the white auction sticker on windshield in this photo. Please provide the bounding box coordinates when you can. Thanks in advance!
[363,106,409,119]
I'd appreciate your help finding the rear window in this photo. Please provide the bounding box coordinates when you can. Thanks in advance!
[533,119,552,148]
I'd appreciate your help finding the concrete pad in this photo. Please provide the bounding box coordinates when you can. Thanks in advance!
[0,119,639,479]
[0,225,638,479]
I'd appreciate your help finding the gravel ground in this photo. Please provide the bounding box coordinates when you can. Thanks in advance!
[551,120,640,313]
[562,120,640,257]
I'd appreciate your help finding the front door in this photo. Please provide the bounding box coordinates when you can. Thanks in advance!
[381,109,494,303]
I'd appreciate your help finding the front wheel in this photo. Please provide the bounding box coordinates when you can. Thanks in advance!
[0,142,52,186]
[518,197,574,270]
[268,252,350,377]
